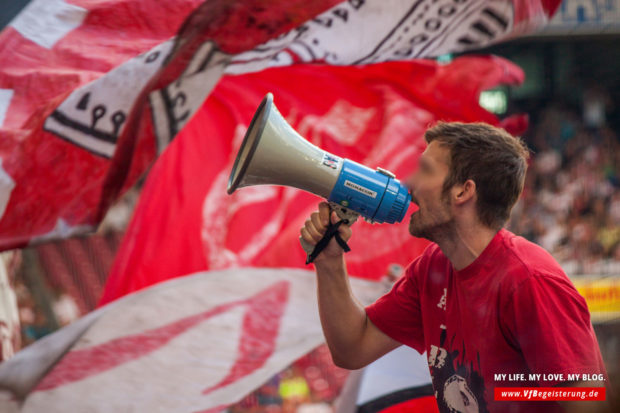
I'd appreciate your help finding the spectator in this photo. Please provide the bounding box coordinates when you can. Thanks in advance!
[509,105,619,276]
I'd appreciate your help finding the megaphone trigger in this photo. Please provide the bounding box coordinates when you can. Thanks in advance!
[329,201,359,226]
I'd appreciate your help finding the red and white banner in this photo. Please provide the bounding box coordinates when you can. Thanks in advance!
[0,0,560,250]
[0,268,383,412]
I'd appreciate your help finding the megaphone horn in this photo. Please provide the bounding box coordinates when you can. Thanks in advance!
[227,93,411,226]
[227,93,340,199]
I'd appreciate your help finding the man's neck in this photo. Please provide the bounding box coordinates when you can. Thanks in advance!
[434,223,499,271]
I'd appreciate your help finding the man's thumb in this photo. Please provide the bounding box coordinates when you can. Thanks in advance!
[331,211,339,224]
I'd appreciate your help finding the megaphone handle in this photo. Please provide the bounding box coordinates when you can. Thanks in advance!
[329,202,359,225]
[300,202,357,264]
[304,220,351,264]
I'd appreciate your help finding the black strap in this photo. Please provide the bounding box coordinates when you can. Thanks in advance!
[306,219,351,264]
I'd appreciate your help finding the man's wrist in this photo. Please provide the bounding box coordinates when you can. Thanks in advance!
[314,254,346,274]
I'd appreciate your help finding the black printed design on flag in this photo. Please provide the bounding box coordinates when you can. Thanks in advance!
[226,0,513,74]
[149,41,230,152]
[353,0,513,64]
[43,40,175,158]
[225,0,366,72]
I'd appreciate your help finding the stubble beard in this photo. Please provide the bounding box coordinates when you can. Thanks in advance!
[408,200,455,243]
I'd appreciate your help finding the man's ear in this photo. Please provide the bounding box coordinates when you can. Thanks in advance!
[453,179,476,205]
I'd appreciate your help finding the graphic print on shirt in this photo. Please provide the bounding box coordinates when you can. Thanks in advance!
[428,327,488,413]
[437,287,447,310]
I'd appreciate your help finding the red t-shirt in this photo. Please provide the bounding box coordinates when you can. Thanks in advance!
[366,229,608,412]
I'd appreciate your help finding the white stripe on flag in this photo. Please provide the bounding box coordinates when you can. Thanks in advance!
[0,159,15,222]
[0,89,13,127]
[10,0,88,49]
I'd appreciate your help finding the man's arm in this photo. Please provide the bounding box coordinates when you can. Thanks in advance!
[301,202,401,370]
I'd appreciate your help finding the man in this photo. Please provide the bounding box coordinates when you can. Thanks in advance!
[300,122,609,412]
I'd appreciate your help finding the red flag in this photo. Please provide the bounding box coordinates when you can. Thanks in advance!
[0,0,559,250]
[100,55,526,304]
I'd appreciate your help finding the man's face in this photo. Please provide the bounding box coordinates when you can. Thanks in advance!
[406,141,455,240]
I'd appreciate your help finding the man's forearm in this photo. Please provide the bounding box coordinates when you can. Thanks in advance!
[314,256,368,369]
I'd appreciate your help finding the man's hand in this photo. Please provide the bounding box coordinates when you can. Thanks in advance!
[300,202,352,264]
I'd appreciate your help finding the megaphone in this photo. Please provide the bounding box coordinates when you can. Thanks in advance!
[227,93,411,255]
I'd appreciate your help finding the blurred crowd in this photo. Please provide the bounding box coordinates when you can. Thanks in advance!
[13,272,79,348]
[509,101,620,276]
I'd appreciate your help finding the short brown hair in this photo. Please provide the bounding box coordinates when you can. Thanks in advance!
[424,121,529,229]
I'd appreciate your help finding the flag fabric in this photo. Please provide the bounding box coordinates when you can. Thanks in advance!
[0,268,383,412]
[100,54,527,304]
[0,0,559,250]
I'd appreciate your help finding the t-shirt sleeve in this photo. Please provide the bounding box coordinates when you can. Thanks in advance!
[502,271,608,386]
[365,258,425,353]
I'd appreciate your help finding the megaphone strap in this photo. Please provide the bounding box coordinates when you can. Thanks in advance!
[306,220,351,265]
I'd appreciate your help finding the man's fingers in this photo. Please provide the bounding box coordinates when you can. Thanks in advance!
[304,219,323,241]
[330,211,339,224]
[300,227,316,245]
[318,202,331,226]
[311,211,326,233]
[301,202,354,254]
